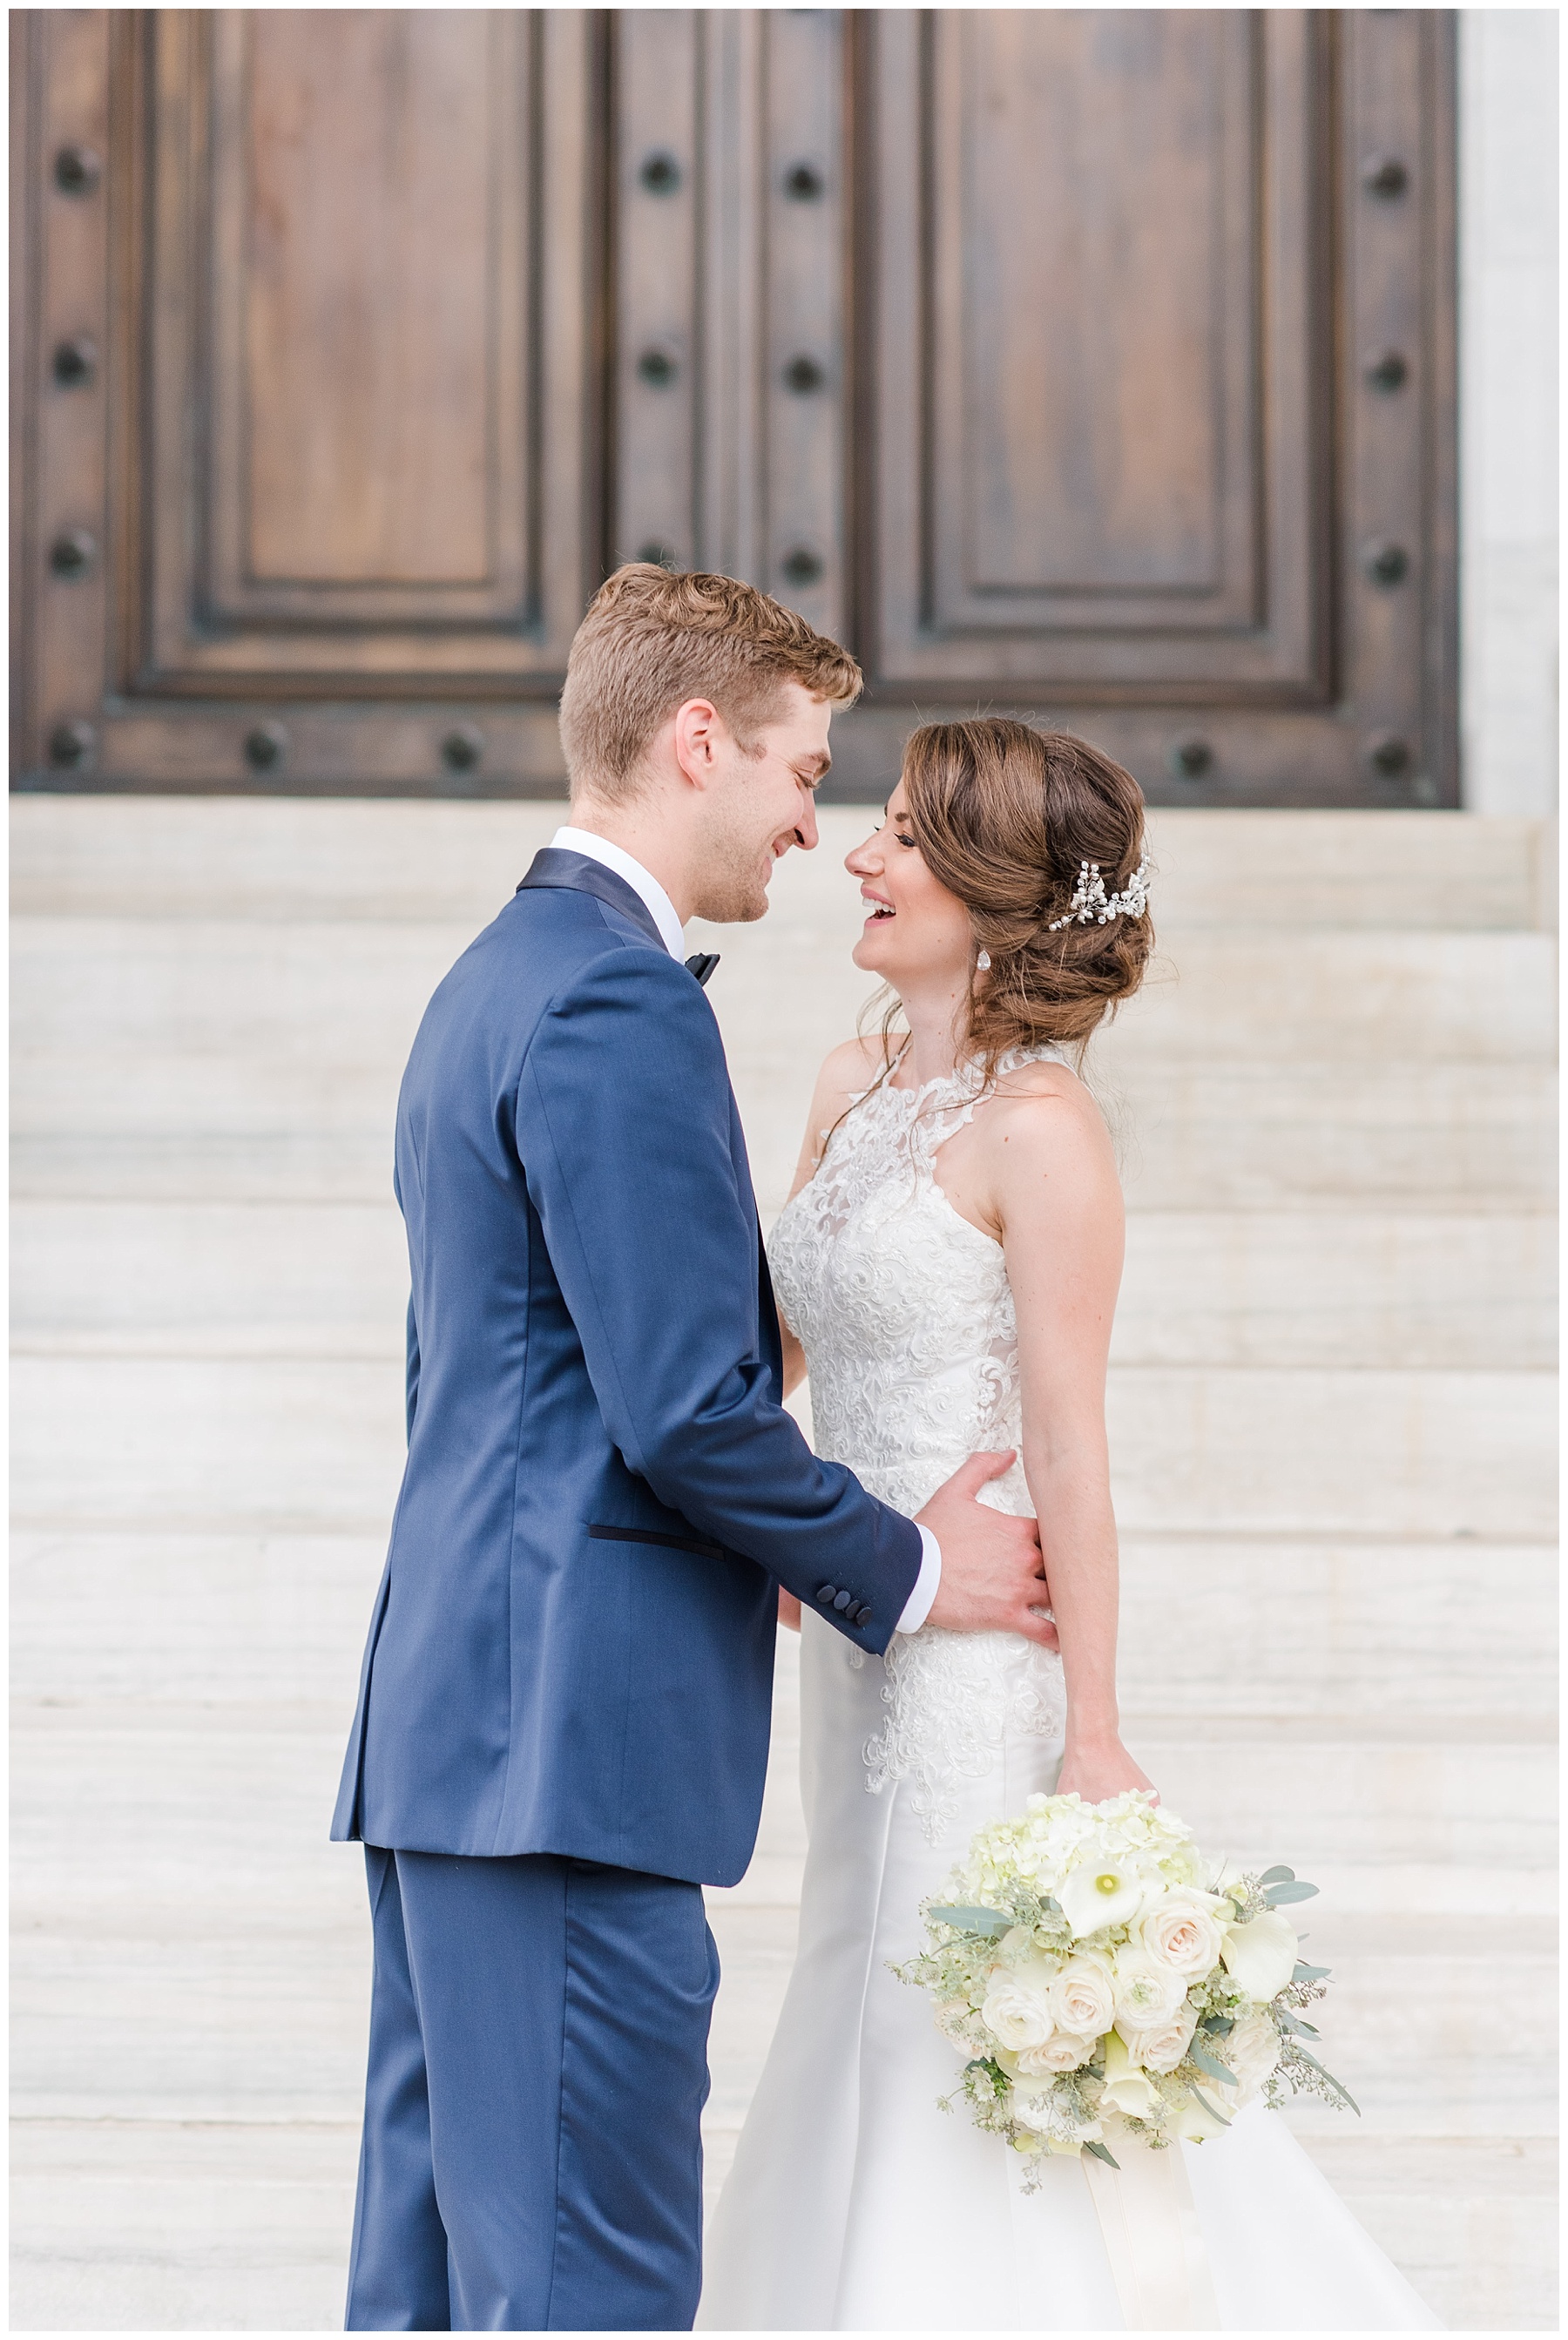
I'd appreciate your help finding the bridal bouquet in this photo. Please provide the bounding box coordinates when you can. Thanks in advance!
[894,1789,1355,2181]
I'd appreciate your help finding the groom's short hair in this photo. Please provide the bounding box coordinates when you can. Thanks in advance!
[558,565,862,800]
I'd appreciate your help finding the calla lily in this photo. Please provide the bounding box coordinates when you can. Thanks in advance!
[1220,1908,1298,2001]
[1173,2088,1232,2143]
[1058,1845,1146,1937]
[1098,2029,1162,2119]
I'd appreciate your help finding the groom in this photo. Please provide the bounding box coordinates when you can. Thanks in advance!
[333,565,1055,2331]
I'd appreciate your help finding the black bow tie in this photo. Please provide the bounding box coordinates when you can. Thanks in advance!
[684,952,720,989]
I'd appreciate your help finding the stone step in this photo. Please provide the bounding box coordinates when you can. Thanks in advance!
[13,1199,1555,1370]
[1106,1063,1558,1217]
[10,2117,1551,2333]
[1131,810,1552,934]
[11,915,1557,1072]
[8,1534,384,1714]
[1099,931,1557,1063]
[13,1532,1551,1924]
[1118,1213,1557,1367]
[11,801,1552,930]
[1105,1365,1557,1539]
[1116,1538,1557,1721]
[10,2117,361,2334]
[11,1682,1551,1931]
[14,1052,1555,1215]
[10,917,468,1067]
[719,1730,1555,1879]
[10,1353,1557,1539]
[10,1053,404,1205]
[10,1694,1552,2116]
[14,1529,1552,1732]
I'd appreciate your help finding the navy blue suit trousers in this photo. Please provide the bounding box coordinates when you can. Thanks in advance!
[346,1848,719,2331]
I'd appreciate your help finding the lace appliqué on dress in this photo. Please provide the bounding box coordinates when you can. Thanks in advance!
[863,1627,1066,1843]
[768,1047,1068,1845]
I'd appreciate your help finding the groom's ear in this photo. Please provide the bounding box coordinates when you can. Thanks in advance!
[670,697,728,788]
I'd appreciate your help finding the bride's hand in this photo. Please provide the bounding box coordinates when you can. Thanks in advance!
[1055,1735,1156,1806]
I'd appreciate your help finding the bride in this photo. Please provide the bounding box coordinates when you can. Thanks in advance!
[698,719,1439,2332]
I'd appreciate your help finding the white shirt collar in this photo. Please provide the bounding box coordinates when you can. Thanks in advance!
[549,826,686,961]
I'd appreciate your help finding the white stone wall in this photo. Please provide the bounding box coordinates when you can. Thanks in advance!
[1460,10,1559,815]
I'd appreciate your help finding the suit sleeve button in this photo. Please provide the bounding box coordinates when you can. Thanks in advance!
[855,1605,874,1626]
[816,1584,837,1605]
[833,1590,853,1612]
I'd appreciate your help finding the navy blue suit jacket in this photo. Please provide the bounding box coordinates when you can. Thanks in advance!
[332,849,923,1886]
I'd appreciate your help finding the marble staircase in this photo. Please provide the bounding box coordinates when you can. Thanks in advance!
[10,798,1557,2328]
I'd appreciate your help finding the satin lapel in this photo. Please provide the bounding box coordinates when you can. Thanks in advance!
[515,848,666,952]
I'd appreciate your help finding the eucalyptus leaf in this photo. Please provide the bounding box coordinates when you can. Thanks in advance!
[1263,1880,1320,1905]
[1200,2013,1235,2037]
[1278,2012,1321,2039]
[1258,1865,1296,1886]
[1293,1961,1331,1981]
[1290,2046,1361,2115]
[930,1905,1014,1937]
[1190,2046,1239,2085]
[1188,2085,1233,2128]
[1083,2138,1121,2170]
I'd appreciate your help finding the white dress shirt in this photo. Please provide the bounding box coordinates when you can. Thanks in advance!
[546,823,942,1634]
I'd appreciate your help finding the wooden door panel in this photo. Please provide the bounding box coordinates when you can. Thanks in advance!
[839,7,1455,805]
[943,11,1240,604]
[867,9,1330,696]
[134,8,593,688]
[228,10,498,593]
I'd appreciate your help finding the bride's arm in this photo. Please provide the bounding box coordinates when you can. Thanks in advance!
[985,1077,1154,1803]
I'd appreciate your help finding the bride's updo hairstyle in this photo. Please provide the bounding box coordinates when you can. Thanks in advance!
[899,718,1152,1075]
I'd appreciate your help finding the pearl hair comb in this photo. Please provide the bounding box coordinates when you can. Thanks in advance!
[1045,849,1152,930]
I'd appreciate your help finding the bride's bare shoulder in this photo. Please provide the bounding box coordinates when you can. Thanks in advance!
[983,1054,1119,1180]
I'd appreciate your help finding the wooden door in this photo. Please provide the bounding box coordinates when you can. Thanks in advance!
[12,7,601,794]
[11,10,1455,805]
[846,9,1456,805]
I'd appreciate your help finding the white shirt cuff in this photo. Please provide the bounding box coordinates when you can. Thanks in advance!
[896,1526,942,1634]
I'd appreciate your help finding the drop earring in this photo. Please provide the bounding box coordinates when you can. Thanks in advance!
[975,950,991,972]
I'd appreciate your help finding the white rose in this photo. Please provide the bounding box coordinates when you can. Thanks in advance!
[1098,2030,1162,2119]
[1058,1843,1147,1937]
[1111,1951,1186,2028]
[1220,1909,1298,2002]
[1136,1890,1227,1980]
[1116,2000,1198,2075]
[1044,1955,1115,2041]
[1220,2011,1282,2107]
[1015,2029,1098,2075]
[980,1958,1056,2051]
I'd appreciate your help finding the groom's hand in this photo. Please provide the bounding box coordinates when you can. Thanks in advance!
[916,1451,1058,1647]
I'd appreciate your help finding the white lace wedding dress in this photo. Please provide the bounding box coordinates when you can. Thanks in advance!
[697,1053,1440,2332]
